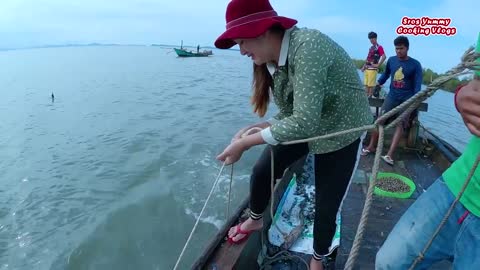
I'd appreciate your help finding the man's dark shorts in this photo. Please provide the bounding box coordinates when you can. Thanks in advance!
[379,95,418,130]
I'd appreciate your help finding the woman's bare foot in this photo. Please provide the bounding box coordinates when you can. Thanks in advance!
[228,217,263,243]
[310,257,325,270]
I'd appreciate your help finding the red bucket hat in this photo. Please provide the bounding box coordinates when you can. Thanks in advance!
[214,0,298,49]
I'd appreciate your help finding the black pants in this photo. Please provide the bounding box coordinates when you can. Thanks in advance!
[249,138,361,255]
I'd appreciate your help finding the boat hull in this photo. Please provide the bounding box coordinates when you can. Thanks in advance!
[174,48,212,57]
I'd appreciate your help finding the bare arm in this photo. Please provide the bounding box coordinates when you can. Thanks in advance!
[243,121,271,130]
[456,79,480,136]
[377,58,391,86]
[231,121,271,142]
[374,46,387,68]
[378,54,386,67]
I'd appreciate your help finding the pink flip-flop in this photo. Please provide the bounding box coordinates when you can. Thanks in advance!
[227,222,253,245]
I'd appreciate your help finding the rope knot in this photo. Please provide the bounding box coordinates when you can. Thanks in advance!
[418,253,425,261]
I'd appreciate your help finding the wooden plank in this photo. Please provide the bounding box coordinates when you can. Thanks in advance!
[403,152,443,198]
[335,147,450,269]
[369,97,428,112]
[192,198,249,270]
[207,240,249,270]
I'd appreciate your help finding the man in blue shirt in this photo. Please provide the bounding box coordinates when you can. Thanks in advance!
[362,36,423,165]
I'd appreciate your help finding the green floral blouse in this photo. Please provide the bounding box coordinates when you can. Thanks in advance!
[264,27,373,154]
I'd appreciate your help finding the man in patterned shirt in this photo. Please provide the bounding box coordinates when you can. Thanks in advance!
[362,31,386,97]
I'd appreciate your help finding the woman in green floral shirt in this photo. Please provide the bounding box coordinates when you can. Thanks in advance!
[215,0,372,268]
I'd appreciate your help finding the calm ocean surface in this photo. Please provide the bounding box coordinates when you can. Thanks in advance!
[0,46,471,269]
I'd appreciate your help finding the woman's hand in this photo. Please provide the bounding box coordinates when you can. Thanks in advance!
[216,140,247,165]
[231,127,250,143]
[220,124,270,165]
[231,122,270,143]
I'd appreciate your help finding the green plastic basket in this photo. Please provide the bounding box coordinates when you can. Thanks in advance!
[371,172,416,199]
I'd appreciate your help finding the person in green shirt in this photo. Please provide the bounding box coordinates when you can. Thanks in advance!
[213,0,372,269]
[376,76,480,269]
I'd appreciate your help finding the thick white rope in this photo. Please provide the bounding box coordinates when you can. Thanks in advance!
[172,161,227,270]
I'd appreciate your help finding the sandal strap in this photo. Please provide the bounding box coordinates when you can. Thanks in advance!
[313,252,330,268]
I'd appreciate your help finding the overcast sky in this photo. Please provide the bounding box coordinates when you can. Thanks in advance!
[0,0,477,73]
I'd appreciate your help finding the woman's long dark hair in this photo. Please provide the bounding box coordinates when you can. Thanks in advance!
[251,25,285,117]
[251,63,272,117]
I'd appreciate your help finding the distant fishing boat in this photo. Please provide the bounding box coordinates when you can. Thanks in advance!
[174,40,212,57]
[173,48,212,57]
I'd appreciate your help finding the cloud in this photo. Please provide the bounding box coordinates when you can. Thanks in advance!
[428,0,477,38]
[0,0,228,47]
[0,0,475,73]
[271,0,317,18]
[302,16,382,35]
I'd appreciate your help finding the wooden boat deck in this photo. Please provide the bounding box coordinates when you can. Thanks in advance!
[192,97,460,269]
[335,148,452,270]
[194,142,457,269]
